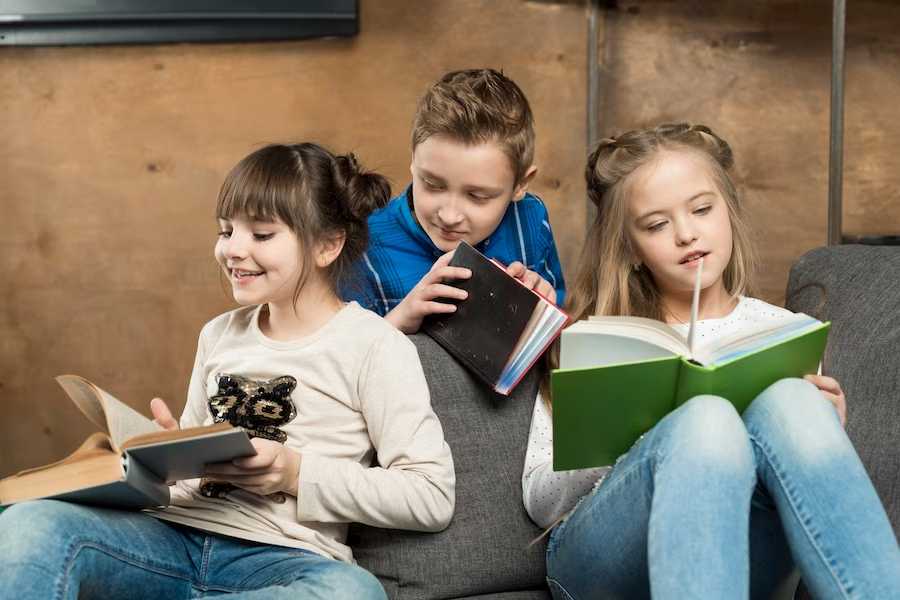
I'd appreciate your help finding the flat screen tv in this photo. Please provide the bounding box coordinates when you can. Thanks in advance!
[0,0,357,46]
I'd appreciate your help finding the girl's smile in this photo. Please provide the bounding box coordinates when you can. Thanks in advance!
[230,268,264,283]
[214,218,306,313]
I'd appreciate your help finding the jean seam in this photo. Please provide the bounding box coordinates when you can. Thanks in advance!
[749,431,853,598]
[546,576,576,600]
[61,541,196,594]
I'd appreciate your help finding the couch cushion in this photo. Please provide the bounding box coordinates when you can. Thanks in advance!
[785,245,900,539]
[348,333,550,600]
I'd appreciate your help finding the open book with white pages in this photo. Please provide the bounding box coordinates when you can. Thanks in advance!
[551,258,830,470]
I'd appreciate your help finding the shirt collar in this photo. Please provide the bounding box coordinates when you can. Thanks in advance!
[395,185,491,255]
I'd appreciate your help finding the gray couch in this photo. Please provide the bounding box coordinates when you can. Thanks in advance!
[787,244,900,599]
[349,338,550,600]
[349,244,899,599]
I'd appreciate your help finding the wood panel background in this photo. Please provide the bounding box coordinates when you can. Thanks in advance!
[0,1,588,477]
[2,0,899,478]
[596,0,900,301]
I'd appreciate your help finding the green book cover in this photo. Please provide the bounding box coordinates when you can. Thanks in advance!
[551,321,830,471]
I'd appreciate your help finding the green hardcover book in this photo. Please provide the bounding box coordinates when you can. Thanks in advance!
[551,315,830,471]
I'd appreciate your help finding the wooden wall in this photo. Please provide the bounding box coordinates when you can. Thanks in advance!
[0,1,588,477]
[2,0,899,478]
[596,0,900,301]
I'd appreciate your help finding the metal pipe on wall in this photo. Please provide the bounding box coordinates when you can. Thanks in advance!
[828,0,846,246]
[587,0,601,226]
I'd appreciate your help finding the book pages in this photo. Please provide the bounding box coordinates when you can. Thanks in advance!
[56,375,110,432]
[57,376,161,451]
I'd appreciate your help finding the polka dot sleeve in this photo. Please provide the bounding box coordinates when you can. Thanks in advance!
[522,391,610,529]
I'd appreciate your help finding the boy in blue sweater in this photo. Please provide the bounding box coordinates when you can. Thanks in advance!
[350,68,566,334]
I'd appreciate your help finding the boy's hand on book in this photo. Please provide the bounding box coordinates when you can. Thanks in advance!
[803,375,847,427]
[386,249,471,334]
[150,398,180,431]
[205,438,302,497]
[505,262,557,304]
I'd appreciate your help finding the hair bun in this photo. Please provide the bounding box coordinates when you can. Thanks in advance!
[342,152,360,175]
[332,153,391,223]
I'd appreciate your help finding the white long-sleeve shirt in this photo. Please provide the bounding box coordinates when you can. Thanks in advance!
[148,301,455,563]
[522,296,796,529]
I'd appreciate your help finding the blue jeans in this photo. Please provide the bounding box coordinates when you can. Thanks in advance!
[546,378,900,600]
[0,501,386,599]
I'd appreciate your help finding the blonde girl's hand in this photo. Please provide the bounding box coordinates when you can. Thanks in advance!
[150,398,180,431]
[803,374,847,427]
[385,249,471,334]
[204,438,303,497]
[505,261,557,305]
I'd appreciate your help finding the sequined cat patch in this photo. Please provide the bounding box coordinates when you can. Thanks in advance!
[199,373,298,501]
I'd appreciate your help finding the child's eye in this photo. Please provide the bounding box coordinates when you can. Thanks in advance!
[254,233,274,241]
[648,221,666,232]
[694,206,712,215]
[423,180,443,191]
[217,230,232,238]
[469,193,489,202]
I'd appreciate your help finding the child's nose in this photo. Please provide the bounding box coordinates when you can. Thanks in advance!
[438,199,465,225]
[224,233,249,260]
[675,223,698,245]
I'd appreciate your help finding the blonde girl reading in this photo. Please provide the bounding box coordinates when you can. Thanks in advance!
[0,143,455,599]
[522,123,900,599]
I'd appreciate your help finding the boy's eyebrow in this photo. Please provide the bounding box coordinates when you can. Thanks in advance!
[417,168,504,195]
[634,190,715,222]
[417,168,446,182]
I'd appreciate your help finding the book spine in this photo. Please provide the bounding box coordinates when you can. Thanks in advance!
[120,455,171,508]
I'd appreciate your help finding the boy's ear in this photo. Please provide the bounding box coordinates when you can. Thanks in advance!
[316,231,347,268]
[512,165,538,202]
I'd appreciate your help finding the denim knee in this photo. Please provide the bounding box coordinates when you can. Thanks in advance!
[745,377,845,458]
[0,500,76,546]
[658,395,754,471]
[749,378,830,419]
[0,500,82,560]
[317,564,387,600]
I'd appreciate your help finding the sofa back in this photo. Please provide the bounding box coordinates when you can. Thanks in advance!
[348,333,551,600]
[786,245,900,539]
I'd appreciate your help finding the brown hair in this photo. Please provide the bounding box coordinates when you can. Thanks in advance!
[410,68,535,183]
[541,122,758,401]
[216,143,391,305]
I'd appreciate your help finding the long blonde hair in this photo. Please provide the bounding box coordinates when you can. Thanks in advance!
[541,122,758,401]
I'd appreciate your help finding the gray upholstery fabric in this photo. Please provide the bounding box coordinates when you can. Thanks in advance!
[348,333,551,600]
[786,245,900,535]
[786,245,900,600]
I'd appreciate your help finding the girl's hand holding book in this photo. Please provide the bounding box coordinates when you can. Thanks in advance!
[204,438,303,498]
[803,374,847,427]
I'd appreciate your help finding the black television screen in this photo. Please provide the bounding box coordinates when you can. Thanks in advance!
[0,0,358,46]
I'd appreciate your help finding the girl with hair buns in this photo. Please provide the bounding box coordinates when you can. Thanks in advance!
[0,143,455,599]
[522,123,900,599]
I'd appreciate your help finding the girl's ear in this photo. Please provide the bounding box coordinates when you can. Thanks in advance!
[315,231,347,268]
